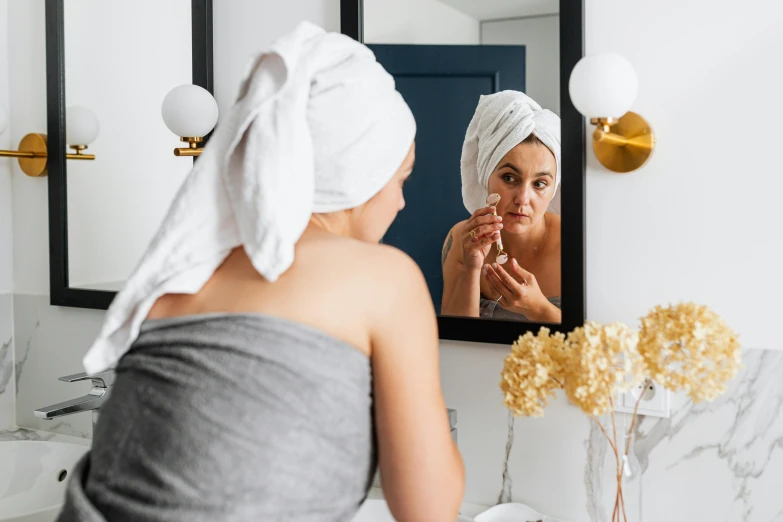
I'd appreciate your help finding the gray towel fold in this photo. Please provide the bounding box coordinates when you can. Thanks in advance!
[57,313,375,522]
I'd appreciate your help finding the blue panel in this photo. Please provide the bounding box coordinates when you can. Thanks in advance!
[369,45,526,313]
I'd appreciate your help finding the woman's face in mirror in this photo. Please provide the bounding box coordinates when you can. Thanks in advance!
[486,140,556,234]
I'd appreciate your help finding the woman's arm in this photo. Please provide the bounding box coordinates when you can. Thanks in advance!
[531,298,562,323]
[370,246,465,522]
[441,225,482,317]
[442,266,482,317]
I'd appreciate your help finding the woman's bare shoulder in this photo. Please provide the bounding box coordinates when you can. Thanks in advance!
[357,241,425,283]
[292,237,432,353]
[336,241,433,328]
[442,220,467,266]
[308,237,425,292]
[448,219,468,237]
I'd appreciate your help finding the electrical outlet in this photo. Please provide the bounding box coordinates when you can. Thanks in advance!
[615,379,671,418]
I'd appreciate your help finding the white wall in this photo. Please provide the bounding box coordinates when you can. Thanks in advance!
[364,0,480,45]
[0,0,13,295]
[0,0,15,432]
[582,0,783,351]
[9,0,48,295]
[481,15,560,115]
[439,0,558,21]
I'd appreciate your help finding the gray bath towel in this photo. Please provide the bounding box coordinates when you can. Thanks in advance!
[57,313,375,522]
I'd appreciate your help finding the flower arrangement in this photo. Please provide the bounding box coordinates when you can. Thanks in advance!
[500,302,742,522]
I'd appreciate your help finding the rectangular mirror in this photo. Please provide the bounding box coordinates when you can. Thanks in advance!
[342,0,585,344]
[64,0,192,292]
[46,0,213,309]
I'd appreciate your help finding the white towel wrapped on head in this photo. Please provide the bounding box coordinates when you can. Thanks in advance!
[461,90,561,214]
[82,21,416,374]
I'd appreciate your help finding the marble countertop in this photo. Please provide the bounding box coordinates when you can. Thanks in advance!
[0,426,91,447]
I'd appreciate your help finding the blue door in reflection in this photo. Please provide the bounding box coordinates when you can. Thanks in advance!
[369,45,526,313]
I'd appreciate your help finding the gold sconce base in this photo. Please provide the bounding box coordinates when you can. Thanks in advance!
[18,133,49,177]
[174,136,204,157]
[68,144,95,160]
[0,133,97,177]
[591,111,655,173]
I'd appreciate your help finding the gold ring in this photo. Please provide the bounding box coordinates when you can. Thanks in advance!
[470,229,476,239]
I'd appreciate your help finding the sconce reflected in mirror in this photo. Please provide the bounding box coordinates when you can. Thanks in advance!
[161,84,219,157]
[569,53,655,173]
[0,104,99,177]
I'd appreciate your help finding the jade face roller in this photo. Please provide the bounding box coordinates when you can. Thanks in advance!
[486,193,509,264]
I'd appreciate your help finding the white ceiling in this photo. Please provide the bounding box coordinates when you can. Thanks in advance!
[437,0,559,21]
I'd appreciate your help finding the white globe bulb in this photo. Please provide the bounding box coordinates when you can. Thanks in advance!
[0,105,8,136]
[568,53,639,119]
[66,105,100,145]
[161,84,219,138]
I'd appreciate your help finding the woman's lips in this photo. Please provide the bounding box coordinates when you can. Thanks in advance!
[507,212,529,219]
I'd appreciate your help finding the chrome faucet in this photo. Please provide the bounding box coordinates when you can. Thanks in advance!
[447,408,457,443]
[34,369,115,430]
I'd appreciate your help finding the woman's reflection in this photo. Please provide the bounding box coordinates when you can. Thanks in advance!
[441,91,561,323]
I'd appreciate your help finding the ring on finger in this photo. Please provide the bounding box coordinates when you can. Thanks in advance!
[495,294,503,302]
[469,229,477,239]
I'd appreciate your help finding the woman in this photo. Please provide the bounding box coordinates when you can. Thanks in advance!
[57,22,464,522]
[441,91,561,323]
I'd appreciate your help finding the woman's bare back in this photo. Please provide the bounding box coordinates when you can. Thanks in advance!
[147,226,390,356]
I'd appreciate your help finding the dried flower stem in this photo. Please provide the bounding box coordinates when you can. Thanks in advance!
[625,380,647,457]
[610,399,626,522]
[589,415,617,455]
[615,381,647,522]
[591,412,623,522]
[618,483,627,522]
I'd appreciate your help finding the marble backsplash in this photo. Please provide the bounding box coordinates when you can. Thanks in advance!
[14,294,104,439]
[8,293,783,521]
[440,343,783,522]
[588,348,783,522]
[0,293,14,430]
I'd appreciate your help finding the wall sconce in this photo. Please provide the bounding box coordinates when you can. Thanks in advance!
[0,104,98,177]
[161,85,219,157]
[569,53,655,173]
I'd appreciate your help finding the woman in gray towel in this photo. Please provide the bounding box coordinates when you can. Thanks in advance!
[57,24,464,522]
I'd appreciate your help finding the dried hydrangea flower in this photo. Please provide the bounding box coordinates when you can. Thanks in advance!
[500,327,566,417]
[563,321,644,417]
[638,302,742,403]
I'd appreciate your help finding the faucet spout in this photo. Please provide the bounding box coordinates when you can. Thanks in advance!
[34,387,110,420]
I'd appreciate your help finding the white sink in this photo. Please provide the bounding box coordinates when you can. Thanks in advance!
[0,439,489,522]
[0,440,89,522]
[352,488,485,521]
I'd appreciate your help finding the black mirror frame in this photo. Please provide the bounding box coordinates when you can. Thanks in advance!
[46,0,214,310]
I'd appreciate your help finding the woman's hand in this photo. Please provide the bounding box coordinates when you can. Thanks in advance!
[483,258,561,322]
[461,206,503,271]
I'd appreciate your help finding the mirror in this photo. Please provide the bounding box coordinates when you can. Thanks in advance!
[64,0,192,292]
[345,0,584,343]
[47,0,213,308]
